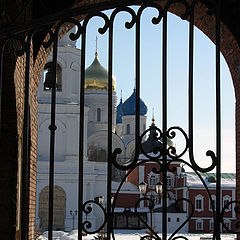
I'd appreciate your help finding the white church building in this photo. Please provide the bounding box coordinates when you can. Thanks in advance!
[35,29,148,232]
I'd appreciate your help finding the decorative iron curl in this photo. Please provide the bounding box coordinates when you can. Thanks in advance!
[43,17,83,49]
[137,1,164,25]
[68,18,83,41]
[152,161,163,175]
[169,198,194,240]
[163,0,191,20]
[135,197,161,240]
[111,146,140,171]
[166,126,189,159]
[111,159,161,230]
[220,200,240,233]
[82,11,110,35]
[189,146,217,173]
[109,6,137,30]
[42,29,55,49]
[111,159,160,240]
[166,160,177,174]
[82,200,107,234]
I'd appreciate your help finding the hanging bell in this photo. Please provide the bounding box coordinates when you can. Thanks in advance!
[44,71,54,90]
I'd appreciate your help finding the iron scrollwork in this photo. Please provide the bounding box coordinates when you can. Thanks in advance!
[0,0,229,239]
[79,1,225,239]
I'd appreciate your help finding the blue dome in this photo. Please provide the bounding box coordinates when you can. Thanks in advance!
[116,98,123,124]
[122,89,147,116]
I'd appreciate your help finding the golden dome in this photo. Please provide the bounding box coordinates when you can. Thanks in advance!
[85,52,116,91]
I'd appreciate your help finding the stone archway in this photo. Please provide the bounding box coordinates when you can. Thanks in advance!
[28,1,240,236]
[38,186,66,231]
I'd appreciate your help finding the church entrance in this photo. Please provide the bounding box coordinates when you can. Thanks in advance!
[39,186,66,231]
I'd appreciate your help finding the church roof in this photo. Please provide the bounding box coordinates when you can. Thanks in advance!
[85,52,116,91]
[140,119,173,154]
[141,121,163,154]
[186,172,235,188]
[121,88,147,116]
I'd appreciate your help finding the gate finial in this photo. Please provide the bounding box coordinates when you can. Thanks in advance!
[95,36,98,57]
[152,108,155,126]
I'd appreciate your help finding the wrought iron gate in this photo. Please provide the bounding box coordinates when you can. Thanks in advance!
[0,0,238,240]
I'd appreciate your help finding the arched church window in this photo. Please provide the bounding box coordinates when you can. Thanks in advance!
[43,62,62,91]
[126,124,130,134]
[97,108,101,122]
[88,146,107,162]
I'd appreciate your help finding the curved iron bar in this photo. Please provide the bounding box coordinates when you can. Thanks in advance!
[136,1,164,25]
[42,29,55,49]
[109,6,137,29]
[171,237,188,240]
[111,147,218,239]
[112,123,217,239]
[135,197,161,240]
[140,234,159,240]
[82,200,107,234]
[163,0,191,20]
[220,200,240,233]
[169,198,194,240]
[185,0,217,175]
[108,7,139,173]
[81,10,110,34]
[189,145,217,173]
[166,160,177,174]
[166,126,189,159]
[43,17,83,50]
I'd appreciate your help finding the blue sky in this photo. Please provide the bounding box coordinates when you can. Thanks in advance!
[78,7,235,172]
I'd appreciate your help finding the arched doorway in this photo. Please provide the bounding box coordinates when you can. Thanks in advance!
[39,186,66,231]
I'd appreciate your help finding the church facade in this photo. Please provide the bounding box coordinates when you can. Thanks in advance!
[35,29,148,232]
[35,30,236,234]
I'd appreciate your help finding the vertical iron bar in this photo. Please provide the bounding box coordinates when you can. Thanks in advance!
[188,6,194,158]
[162,12,167,240]
[188,5,195,237]
[0,44,3,133]
[21,34,31,240]
[215,1,221,239]
[78,28,86,240]
[107,21,113,240]
[135,7,140,172]
[107,21,113,239]
[48,33,58,240]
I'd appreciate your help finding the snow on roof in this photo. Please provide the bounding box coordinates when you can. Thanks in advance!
[138,153,172,160]
[186,172,236,188]
[112,181,138,192]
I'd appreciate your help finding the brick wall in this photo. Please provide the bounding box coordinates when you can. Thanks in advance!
[0,44,18,239]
